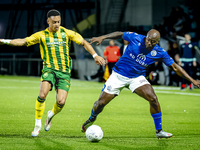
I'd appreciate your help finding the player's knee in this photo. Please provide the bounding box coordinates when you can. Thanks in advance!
[147,94,158,104]
[57,99,66,105]
[39,92,47,99]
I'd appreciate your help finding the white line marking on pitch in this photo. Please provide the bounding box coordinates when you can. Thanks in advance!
[155,90,200,96]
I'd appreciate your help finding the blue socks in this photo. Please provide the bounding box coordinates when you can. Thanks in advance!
[151,112,162,130]
[89,110,162,131]
[89,109,98,122]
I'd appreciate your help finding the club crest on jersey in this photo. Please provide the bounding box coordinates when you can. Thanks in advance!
[61,32,66,38]
[151,50,157,56]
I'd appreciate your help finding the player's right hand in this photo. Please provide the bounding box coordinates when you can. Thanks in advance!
[89,36,105,45]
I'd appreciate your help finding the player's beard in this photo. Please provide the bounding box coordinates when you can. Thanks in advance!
[146,46,153,51]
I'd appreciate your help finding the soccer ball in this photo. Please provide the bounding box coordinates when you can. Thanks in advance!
[85,125,103,142]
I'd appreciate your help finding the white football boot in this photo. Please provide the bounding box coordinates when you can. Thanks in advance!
[44,110,53,131]
[156,130,173,139]
[31,125,41,137]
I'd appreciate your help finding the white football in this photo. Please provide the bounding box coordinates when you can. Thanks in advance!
[85,125,103,142]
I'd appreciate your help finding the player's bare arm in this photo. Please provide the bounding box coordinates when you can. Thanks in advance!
[89,31,124,45]
[81,39,106,66]
[0,38,27,46]
[170,62,200,88]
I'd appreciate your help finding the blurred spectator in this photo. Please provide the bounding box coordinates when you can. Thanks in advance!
[169,42,180,63]
[120,40,129,56]
[84,66,105,82]
[152,1,200,87]
[104,40,121,75]
[167,42,180,86]
[172,7,190,35]
[160,37,170,85]
[179,34,197,90]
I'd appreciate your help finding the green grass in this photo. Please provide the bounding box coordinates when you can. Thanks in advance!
[0,75,200,150]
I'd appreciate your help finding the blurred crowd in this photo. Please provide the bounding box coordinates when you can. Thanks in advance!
[150,3,200,89]
[85,2,200,90]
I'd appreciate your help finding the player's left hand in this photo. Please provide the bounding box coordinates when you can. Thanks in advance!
[193,80,200,89]
[94,56,106,66]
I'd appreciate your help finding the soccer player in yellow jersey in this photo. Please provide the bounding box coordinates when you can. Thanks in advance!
[0,9,105,137]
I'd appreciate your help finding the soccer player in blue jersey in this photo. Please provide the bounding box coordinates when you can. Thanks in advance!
[81,29,200,139]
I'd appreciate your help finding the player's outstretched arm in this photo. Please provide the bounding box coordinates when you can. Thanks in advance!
[0,39,27,46]
[89,31,124,45]
[81,39,106,66]
[170,62,200,88]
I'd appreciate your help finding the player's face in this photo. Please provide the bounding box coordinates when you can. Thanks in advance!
[185,34,191,42]
[47,16,61,32]
[145,36,158,51]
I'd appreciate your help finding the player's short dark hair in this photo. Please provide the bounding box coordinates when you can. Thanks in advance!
[47,9,61,18]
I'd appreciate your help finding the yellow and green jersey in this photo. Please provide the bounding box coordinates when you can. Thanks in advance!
[25,26,83,74]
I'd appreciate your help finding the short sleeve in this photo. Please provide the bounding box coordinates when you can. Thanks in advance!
[162,51,174,66]
[25,32,41,47]
[122,32,137,43]
[65,29,83,45]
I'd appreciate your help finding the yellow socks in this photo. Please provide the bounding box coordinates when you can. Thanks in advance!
[52,101,64,115]
[35,97,64,127]
[35,96,45,120]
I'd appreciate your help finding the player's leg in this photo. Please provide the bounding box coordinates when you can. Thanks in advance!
[82,71,125,132]
[44,89,68,131]
[81,91,115,132]
[91,91,115,120]
[135,84,160,114]
[134,84,172,139]
[44,72,70,131]
[31,81,51,137]
[55,89,68,114]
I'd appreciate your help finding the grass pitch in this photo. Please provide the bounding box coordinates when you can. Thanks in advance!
[0,75,200,150]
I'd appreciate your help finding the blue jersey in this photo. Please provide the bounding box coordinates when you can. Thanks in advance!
[180,42,196,62]
[112,32,174,78]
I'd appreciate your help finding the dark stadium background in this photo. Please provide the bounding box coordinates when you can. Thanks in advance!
[0,0,200,83]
